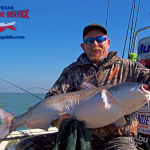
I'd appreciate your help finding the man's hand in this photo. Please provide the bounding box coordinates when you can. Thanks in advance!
[51,114,72,129]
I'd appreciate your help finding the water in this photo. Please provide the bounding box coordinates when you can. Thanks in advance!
[0,93,45,130]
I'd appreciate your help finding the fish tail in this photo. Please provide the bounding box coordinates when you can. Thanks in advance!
[0,108,15,139]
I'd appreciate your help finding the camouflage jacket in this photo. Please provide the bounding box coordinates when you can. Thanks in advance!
[45,51,150,137]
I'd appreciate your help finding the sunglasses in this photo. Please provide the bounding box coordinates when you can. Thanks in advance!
[84,36,107,45]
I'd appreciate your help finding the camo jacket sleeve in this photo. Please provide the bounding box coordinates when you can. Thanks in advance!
[123,59,150,85]
[135,62,150,85]
[45,63,78,98]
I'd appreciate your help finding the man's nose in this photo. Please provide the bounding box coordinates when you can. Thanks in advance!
[93,40,99,46]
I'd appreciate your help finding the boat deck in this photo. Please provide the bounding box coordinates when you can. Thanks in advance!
[0,127,58,150]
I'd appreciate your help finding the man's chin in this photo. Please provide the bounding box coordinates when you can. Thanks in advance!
[90,56,103,62]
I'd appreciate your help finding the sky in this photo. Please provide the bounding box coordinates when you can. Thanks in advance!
[0,0,150,93]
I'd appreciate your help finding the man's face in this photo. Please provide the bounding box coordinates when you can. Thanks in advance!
[81,29,110,65]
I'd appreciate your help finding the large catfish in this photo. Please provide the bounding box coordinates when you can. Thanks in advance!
[0,82,150,139]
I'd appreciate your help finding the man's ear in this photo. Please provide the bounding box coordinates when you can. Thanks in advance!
[107,39,111,47]
[81,43,85,52]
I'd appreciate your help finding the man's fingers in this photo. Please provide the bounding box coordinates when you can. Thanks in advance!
[52,114,73,129]
[59,114,72,121]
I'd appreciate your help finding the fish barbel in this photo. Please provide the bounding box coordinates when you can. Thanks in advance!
[0,82,150,139]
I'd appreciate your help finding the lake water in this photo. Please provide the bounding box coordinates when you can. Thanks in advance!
[0,93,45,130]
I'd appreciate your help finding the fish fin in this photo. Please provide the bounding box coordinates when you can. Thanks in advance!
[25,117,54,131]
[101,90,113,109]
[113,116,126,127]
[0,108,15,139]
[80,82,96,90]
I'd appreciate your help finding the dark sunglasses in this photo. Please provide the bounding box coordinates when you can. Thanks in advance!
[84,36,107,45]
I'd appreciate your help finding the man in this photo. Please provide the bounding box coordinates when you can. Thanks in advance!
[48,23,110,129]
[16,23,150,150]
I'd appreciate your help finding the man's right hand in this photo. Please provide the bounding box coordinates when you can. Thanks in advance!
[51,114,72,129]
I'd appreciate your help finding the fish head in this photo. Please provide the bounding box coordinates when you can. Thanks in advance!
[107,82,150,109]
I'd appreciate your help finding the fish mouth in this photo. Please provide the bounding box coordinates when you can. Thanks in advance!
[139,84,150,94]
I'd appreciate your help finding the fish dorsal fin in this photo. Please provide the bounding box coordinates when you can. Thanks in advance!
[80,82,96,90]
[113,116,126,127]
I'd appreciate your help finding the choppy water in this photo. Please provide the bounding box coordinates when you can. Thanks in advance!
[0,93,45,130]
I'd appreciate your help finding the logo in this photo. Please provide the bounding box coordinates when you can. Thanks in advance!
[134,134,148,146]
[137,44,150,55]
[136,113,150,126]
[0,6,29,40]
[0,22,17,32]
[0,6,29,18]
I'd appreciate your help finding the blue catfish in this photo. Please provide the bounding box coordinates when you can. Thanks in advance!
[0,82,150,139]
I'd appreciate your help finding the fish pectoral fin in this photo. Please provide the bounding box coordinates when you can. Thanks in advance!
[113,116,126,127]
[101,90,114,109]
[25,118,53,131]
[80,82,96,90]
